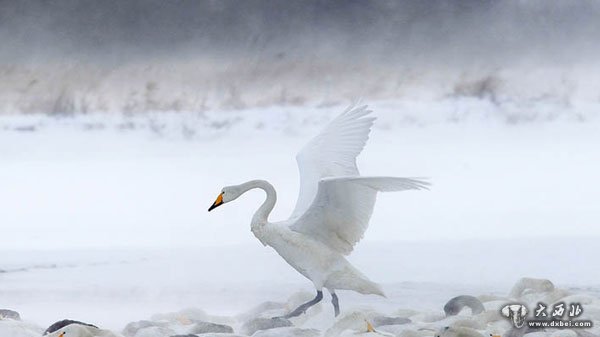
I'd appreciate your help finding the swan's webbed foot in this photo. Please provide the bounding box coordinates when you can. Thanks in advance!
[278,290,323,319]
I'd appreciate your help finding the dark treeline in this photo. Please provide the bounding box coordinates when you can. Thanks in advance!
[1,0,598,66]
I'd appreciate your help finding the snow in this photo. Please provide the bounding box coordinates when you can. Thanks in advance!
[2,103,599,249]
[1,101,599,335]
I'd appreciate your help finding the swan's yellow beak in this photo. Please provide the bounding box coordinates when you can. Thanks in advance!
[208,193,224,212]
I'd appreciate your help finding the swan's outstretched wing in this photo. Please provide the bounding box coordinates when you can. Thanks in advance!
[289,105,375,220]
[290,176,429,255]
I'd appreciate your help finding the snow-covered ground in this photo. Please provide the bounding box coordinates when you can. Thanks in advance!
[1,240,599,331]
[1,101,599,335]
[2,102,599,248]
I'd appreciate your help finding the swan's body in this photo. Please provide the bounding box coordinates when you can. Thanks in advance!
[44,322,117,337]
[209,105,428,317]
[259,213,384,295]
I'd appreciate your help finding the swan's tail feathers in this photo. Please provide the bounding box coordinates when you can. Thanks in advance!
[325,176,430,192]
[354,278,386,297]
[362,280,387,298]
[330,264,387,297]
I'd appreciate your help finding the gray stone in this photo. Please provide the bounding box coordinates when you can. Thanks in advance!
[252,327,320,337]
[242,317,292,335]
[237,301,285,321]
[0,309,20,320]
[122,320,168,337]
[189,321,234,334]
[134,326,175,337]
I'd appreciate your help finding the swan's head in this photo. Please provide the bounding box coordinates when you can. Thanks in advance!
[208,185,243,211]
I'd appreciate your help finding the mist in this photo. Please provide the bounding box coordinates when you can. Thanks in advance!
[1,0,599,115]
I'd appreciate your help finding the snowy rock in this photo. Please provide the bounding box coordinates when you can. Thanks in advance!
[376,323,422,336]
[558,294,596,305]
[242,317,292,335]
[286,291,323,315]
[133,326,175,337]
[324,312,374,337]
[501,325,538,337]
[516,332,545,337]
[549,330,578,337]
[44,319,99,335]
[581,304,600,320]
[509,278,555,299]
[482,300,506,312]
[264,290,324,326]
[539,289,570,304]
[0,320,43,337]
[395,309,420,318]
[372,316,411,327]
[448,318,486,330]
[397,330,435,337]
[237,301,286,322]
[252,326,320,337]
[122,320,169,336]
[354,333,393,337]
[515,287,571,307]
[0,309,21,320]
[474,310,504,325]
[188,321,234,334]
[410,311,445,323]
[435,326,485,337]
[575,330,600,337]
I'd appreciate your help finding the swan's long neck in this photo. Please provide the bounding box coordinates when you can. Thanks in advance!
[238,180,277,228]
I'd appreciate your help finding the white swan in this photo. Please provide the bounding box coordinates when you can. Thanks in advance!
[208,105,429,318]
[45,323,119,337]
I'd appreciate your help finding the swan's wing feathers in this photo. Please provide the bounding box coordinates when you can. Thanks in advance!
[290,105,375,219]
[290,176,429,255]
[335,176,431,192]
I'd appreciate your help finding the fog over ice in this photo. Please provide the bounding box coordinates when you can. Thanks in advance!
[1,0,598,115]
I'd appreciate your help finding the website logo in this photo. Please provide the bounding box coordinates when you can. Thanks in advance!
[500,302,593,329]
[501,304,527,328]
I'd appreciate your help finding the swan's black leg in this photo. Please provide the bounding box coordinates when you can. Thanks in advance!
[331,292,340,317]
[282,290,323,318]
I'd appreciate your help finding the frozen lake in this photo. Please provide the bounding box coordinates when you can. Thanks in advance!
[1,103,599,250]
[1,103,599,334]
[1,239,599,331]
